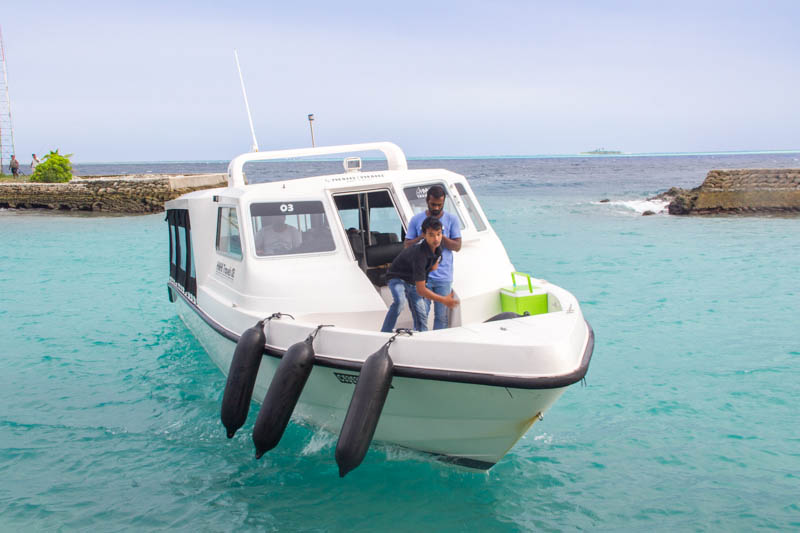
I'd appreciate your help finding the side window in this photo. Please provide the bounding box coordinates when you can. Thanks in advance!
[455,183,487,231]
[169,223,177,277]
[178,222,187,264]
[250,201,335,257]
[367,202,403,239]
[216,206,243,260]
[166,208,197,298]
[334,190,405,274]
[338,208,360,232]
[403,182,465,229]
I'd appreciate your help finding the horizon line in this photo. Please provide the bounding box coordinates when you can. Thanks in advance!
[72,148,800,165]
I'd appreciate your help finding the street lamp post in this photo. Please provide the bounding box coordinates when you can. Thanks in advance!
[307,114,315,147]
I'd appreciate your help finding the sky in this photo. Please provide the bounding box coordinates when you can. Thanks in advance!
[3,1,800,162]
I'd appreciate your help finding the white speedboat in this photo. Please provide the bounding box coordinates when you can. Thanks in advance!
[165,142,594,476]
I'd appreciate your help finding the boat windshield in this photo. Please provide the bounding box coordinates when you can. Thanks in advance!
[250,201,335,257]
[403,183,465,229]
[454,183,487,231]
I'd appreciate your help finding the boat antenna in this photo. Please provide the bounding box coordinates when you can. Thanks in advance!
[0,25,16,170]
[234,49,259,153]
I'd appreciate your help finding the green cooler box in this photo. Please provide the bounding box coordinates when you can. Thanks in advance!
[500,272,548,316]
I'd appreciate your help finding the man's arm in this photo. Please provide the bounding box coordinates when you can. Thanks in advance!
[415,280,458,308]
[442,213,462,251]
[441,236,462,252]
[404,235,423,248]
[403,214,423,248]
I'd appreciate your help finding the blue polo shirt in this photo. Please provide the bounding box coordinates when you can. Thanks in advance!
[405,211,461,282]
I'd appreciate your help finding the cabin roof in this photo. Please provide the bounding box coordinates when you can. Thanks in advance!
[237,168,462,200]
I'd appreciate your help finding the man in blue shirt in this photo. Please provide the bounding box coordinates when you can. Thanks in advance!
[404,185,462,329]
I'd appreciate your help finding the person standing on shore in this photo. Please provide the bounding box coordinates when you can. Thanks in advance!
[31,154,40,172]
[9,155,19,177]
[403,185,462,330]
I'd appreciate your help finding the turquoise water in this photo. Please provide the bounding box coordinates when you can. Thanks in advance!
[1,155,799,530]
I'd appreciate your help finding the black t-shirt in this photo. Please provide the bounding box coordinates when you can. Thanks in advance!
[386,241,442,285]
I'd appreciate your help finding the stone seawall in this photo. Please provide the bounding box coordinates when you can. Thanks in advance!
[0,173,226,214]
[666,169,800,215]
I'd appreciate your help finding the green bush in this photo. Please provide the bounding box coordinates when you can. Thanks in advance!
[30,149,73,183]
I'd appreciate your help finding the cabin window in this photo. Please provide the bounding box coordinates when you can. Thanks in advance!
[334,190,405,285]
[165,208,197,298]
[403,183,465,229]
[178,223,187,265]
[250,201,335,257]
[216,206,243,260]
[169,223,177,275]
[455,183,487,231]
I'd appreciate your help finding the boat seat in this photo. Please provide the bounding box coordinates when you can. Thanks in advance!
[347,228,365,263]
[371,231,399,245]
[366,266,388,287]
[365,242,403,268]
[297,227,335,253]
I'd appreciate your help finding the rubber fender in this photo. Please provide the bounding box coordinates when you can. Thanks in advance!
[484,311,529,323]
[220,320,266,438]
[252,338,315,459]
[167,285,176,303]
[335,343,394,477]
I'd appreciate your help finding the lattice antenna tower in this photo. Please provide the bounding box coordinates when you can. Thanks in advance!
[0,25,16,171]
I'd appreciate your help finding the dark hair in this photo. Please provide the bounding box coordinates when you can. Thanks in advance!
[421,216,443,233]
[426,185,446,200]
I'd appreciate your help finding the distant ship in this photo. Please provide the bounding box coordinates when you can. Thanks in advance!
[582,148,623,155]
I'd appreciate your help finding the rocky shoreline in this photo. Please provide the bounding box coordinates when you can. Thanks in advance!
[0,173,226,214]
[5,168,799,216]
[651,169,800,215]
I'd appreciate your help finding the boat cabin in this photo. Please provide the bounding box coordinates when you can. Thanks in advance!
[166,143,522,333]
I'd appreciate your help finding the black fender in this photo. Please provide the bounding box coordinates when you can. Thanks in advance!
[220,320,266,438]
[484,311,528,323]
[335,343,394,477]
[252,338,315,458]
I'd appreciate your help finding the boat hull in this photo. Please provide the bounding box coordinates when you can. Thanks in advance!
[174,294,567,468]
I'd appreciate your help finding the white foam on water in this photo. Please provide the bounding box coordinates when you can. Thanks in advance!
[381,443,429,464]
[603,198,669,214]
[300,427,337,456]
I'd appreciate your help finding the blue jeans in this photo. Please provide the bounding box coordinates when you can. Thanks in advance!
[425,279,452,330]
[381,278,429,332]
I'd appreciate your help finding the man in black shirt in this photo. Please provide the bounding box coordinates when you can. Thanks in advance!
[381,217,459,332]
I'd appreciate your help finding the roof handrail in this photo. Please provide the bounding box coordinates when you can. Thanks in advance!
[226,142,408,188]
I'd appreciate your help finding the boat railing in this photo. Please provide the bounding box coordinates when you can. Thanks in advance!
[226,142,409,188]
